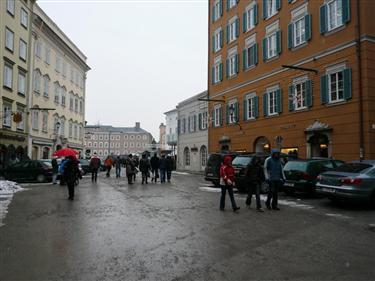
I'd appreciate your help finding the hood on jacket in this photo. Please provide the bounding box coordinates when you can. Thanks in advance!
[223,155,232,165]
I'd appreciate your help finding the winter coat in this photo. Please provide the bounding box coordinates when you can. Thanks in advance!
[159,157,167,170]
[90,156,101,170]
[246,162,264,184]
[220,156,235,186]
[165,157,174,171]
[266,157,285,181]
[63,159,80,185]
[51,158,58,173]
[139,158,151,173]
[104,158,113,167]
[114,157,122,168]
[150,156,160,169]
[126,158,135,176]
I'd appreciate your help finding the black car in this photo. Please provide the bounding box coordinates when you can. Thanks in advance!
[204,152,241,187]
[79,159,91,175]
[283,158,345,194]
[3,160,53,183]
[232,153,291,193]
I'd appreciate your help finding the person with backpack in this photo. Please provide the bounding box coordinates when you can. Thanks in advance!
[89,153,101,182]
[219,155,240,212]
[245,155,265,212]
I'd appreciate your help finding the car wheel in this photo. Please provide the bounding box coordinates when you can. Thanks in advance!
[260,182,269,194]
[36,174,46,183]
[284,188,295,196]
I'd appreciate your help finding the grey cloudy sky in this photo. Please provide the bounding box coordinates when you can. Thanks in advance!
[38,0,208,140]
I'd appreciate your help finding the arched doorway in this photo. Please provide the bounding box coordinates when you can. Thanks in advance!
[254,137,271,153]
[308,133,329,158]
[200,145,207,167]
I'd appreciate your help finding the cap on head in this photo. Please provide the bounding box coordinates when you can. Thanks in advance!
[223,155,232,164]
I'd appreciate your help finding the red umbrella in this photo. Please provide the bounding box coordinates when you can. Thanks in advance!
[53,148,78,158]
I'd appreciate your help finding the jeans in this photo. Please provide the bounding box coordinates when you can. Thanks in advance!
[246,182,262,209]
[160,168,166,183]
[266,180,283,208]
[67,183,75,199]
[106,166,111,177]
[166,170,172,181]
[91,168,98,182]
[52,173,58,184]
[220,185,237,210]
[116,167,121,178]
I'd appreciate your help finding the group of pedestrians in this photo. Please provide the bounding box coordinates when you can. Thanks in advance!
[219,149,285,212]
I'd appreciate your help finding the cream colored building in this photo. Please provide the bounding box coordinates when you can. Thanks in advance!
[1,0,35,168]
[28,4,90,159]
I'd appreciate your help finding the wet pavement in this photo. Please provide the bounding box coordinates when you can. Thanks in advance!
[0,172,374,281]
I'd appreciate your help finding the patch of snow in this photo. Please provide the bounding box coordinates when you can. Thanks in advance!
[0,180,24,227]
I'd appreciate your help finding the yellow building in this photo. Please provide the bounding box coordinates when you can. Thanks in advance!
[28,5,90,159]
[1,0,36,168]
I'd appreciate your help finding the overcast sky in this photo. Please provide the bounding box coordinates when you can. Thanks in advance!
[38,0,208,141]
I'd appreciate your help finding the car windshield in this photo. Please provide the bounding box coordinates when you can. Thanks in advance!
[42,162,52,167]
[207,154,222,166]
[284,161,308,172]
[80,159,89,165]
[232,156,252,166]
[335,163,373,173]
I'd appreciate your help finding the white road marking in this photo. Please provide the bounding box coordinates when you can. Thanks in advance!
[326,213,353,219]
[174,172,191,175]
[198,186,221,193]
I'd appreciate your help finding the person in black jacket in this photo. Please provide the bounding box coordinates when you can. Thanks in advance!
[245,155,265,212]
[51,157,59,185]
[63,156,80,200]
[139,154,151,184]
[150,153,160,183]
[165,155,174,183]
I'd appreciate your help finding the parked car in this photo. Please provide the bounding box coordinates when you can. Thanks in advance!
[232,153,291,193]
[204,152,241,187]
[3,160,53,183]
[79,159,91,175]
[283,158,345,194]
[316,160,375,206]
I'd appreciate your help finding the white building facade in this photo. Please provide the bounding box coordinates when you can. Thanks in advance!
[177,91,208,172]
[164,109,178,155]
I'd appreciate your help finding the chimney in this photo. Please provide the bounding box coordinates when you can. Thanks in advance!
[135,122,140,129]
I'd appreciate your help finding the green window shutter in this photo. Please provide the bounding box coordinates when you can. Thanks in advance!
[254,43,258,65]
[188,117,191,132]
[235,54,239,74]
[212,35,216,52]
[235,102,239,122]
[226,58,229,78]
[288,0,293,3]
[306,79,313,107]
[320,4,327,34]
[226,105,230,124]
[235,18,240,38]
[288,22,294,49]
[254,96,259,118]
[212,5,216,23]
[220,0,223,16]
[243,11,247,33]
[226,24,230,43]
[288,85,295,112]
[276,89,282,113]
[211,67,215,84]
[220,30,224,48]
[243,99,248,120]
[262,38,268,61]
[198,113,202,130]
[242,49,247,70]
[342,0,350,23]
[276,30,282,54]
[276,0,281,10]
[305,14,312,41]
[343,68,352,100]
[249,46,254,66]
[219,63,223,81]
[263,93,268,117]
[226,0,230,11]
[194,115,197,131]
[212,110,215,127]
[254,4,258,25]
[320,74,328,104]
[263,0,268,19]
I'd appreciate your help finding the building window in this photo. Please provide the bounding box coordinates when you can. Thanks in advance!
[75,98,78,112]
[4,63,13,89]
[21,8,28,29]
[62,62,67,77]
[69,93,74,111]
[226,100,238,124]
[320,0,350,34]
[289,78,312,111]
[42,112,48,132]
[199,112,208,130]
[32,111,39,130]
[213,28,223,53]
[60,120,65,136]
[213,105,222,127]
[55,56,61,73]
[43,75,50,97]
[54,83,60,104]
[35,41,42,58]
[243,35,258,70]
[263,86,282,117]
[263,0,280,19]
[227,17,239,43]
[321,65,352,105]
[34,70,42,93]
[188,115,196,132]
[5,27,14,52]
[61,88,66,107]
[200,146,207,167]
[184,147,190,166]
[212,0,222,22]
[288,5,311,49]
[212,56,223,84]
[18,70,26,96]
[6,0,15,16]
[44,45,50,65]
[244,93,259,120]
[79,100,83,114]
[2,103,12,128]
[226,48,239,78]
[263,21,281,61]
[243,3,258,33]
[227,0,237,10]
[19,39,27,61]
[16,106,24,131]
[328,71,344,102]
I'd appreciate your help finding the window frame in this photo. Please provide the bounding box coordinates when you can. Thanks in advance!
[17,70,26,96]
[5,27,14,52]
[3,63,13,89]
[6,0,15,16]
[2,103,12,128]
[268,89,278,116]
[21,8,28,29]
[293,78,308,110]
[245,93,257,120]
[327,0,343,31]
[19,39,27,61]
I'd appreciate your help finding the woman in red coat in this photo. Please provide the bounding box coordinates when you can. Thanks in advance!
[219,155,240,212]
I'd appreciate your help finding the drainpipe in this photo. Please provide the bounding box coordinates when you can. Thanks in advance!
[356,0,364,160]
[206,2,211,154]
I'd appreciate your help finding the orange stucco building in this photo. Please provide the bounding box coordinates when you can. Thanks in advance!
[208,0,375,161]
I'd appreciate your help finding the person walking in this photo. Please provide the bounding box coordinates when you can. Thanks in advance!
[150,153,160,183]
[265,149,286,211]
[51,157,59,185]
[126,154,136,184]
[219,155,240,212]
[245,155,264,212]
[63,156,80,200]
[159,154,167,183]
[104,156,113,177]
[89,153,101,182]
[166,155,174,183]
[58,157,68,185]
[139,154,151,184]
[114,156,122,178]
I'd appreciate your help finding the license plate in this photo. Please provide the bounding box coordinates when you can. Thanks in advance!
[207,173,213,176]
[284,182,294,187]
[322,187,336,193]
